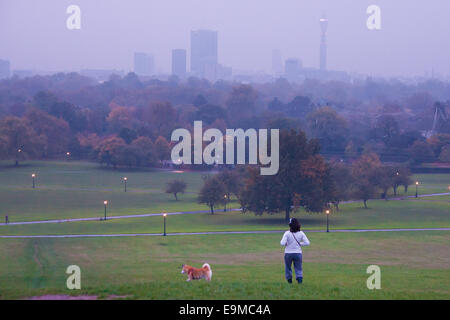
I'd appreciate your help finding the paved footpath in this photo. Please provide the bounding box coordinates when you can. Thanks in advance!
[1,192,449,227]
[0,228,449,239]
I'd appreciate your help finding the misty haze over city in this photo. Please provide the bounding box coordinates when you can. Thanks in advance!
[1,0,450,79]
[0,0,450,304]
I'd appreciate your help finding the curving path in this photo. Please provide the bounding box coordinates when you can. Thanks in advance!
[0,192,448,227]
[0,227,449,239]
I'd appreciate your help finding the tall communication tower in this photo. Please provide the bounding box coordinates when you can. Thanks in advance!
[319,15,328,71]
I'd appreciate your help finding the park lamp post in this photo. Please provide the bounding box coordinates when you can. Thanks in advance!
[224,194,227,212]
[325,209,330,233]
[31,173,36,188]
[163,213,167,236]
[16,148,22,165]
[66,152,70,161]
[103,200,108,220]
[415,181,419,198]
[123,177,128,192]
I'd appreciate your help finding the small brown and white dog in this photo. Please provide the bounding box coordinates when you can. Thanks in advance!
[181,263,212,281]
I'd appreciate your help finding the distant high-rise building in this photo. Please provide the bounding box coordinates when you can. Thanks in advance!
[172,49,187,78]
[190,30,218,80]
[272,50,283,76]
[319,15,328,71]
[285,58,302,80]
[134,52,154,76]
[0,59,11,79]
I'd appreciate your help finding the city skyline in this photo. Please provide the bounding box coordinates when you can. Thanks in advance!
[1,1,450,78]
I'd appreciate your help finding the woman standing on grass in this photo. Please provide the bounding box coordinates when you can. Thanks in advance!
[280,218,310,284]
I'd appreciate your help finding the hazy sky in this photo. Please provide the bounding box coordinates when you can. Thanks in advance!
[1,0,449,77]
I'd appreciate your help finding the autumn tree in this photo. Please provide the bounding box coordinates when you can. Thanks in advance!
[329,162,353,210]
[374,115,399,147]
[240,130,333,222]
[95,136,127,167]
[107,104,136,131]
[408,140,435,164]
[373,166,394,200]
[165,179,187,201]
[0,116,44,165]
[439,144,450,163]
[307,107,349,154]
[216,169,243,211]
[24,108,71,157]
[0,135,8,159]
[154,136,171,161]
[351,153,382,208]
[391,166,412,194]
[131,136,156,167]
[198,176,226,214]
[150,102,177,138]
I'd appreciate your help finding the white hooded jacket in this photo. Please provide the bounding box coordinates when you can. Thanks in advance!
[280,231,310,253]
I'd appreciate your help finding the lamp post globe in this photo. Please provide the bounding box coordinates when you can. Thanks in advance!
[325,209,330,233]
[415,181,419,198]
[103,200,108,220]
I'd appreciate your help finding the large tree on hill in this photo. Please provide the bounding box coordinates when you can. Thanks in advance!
[240,130,333,222]
[198,176,226,214]
[215,169,243,211]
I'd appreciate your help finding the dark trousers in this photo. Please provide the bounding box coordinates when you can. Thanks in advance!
[284,253,303,280]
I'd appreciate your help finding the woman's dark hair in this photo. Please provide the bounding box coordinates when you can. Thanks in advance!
[289,218,301,232]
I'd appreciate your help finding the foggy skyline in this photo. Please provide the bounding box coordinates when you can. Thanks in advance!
[1,0,450,78]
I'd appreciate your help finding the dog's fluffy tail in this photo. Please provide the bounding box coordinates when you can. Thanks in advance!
[203,263,212,281]
[202,263,211,270]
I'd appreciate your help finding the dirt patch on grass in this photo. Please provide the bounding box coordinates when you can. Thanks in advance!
[28,295,98,300]
[27,294,131,300]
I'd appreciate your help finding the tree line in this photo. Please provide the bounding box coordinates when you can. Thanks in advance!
[193,129,413,220]
[0,72,449,167]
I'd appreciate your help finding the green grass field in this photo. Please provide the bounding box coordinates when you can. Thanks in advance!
[0,232,448,299]
[0,161,449,299]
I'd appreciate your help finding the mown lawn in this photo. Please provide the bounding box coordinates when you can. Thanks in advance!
[0,161,448,300]
[0,198,448,236]
[0,231,448,299]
